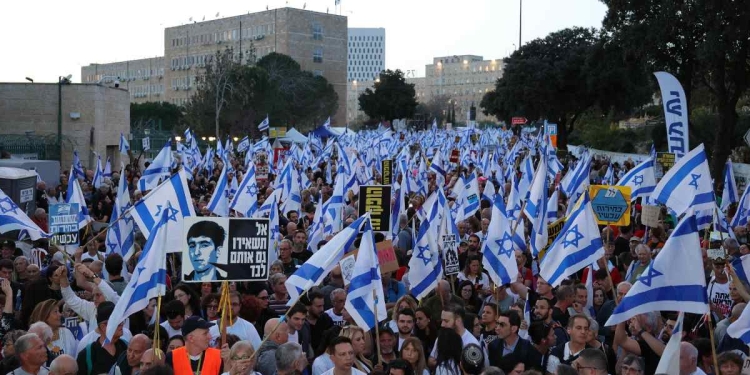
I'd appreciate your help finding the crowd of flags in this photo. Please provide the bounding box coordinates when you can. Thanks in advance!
[3,119,750,347]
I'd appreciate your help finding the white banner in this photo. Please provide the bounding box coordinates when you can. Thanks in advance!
[733,162,750,194]
[654,72,689,159]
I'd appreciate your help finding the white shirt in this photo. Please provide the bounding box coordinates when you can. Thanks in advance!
[209,317,261,351]
[49,328,77,358]
[547,342,585,374]
[325,308,345,326]
[688,368,707,375]
[430,328,480,358]
[312,355,334,375]
[75,328,133,356]
[456,272,490,290]
[160,321,182,340]
[320,368,367,375]
[288,330,299,344]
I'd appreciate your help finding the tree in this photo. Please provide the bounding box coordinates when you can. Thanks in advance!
[415,94,453,126]
[600,0,750,181]
[130,102,184,132]
[480,27,650,149]
[358,70,418,123]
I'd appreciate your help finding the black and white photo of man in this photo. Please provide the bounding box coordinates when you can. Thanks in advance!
[184,220,226,281]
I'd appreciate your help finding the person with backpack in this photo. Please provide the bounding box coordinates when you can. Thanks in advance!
[76,302,128,375]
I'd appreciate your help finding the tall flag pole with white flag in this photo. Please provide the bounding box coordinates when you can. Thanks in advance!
[727,298,750,344]
[539,192,604,287]
[92,154,104,188]
[481,194,519,286]
[605,214,708,326]
[617,157,656,202]
[523,150,549,258]
[106,162,135,260]
[105,209,169,342]
[230,163,259,217]
[257,115,270,132]
[66,179,93,230]
[344,214,387,330]
[655,312,684,375]
[721,159,739,212]
[138,141,174,191]
[119,133,130,155]
[409,216,443,301]
[206,163,231,217]
[654,72,689,159]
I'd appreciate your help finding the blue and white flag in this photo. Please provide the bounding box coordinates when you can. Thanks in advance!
[106,162,135,260]
[345,215,387,330]
[730,183,750,228]
[482,180,496,204]
[651,144,714,228]
[131,169,195,253]
[322,116,331,129]
[307,195,325,253]
[105,208,168,342]
[92,154,104,189]
[654,72,689,159]
[237,136,251,153]
[207,164,231,217]
[72,151,85,181]
[727,298,750,344]
[731,254,750,286]
[721,159,739,212]
[324,166,346,235]
[138,141,173,191]
[66,179,92,230]
[617,157,656,201]
[119,133,130,155]
[409,216,443,300]
[523,153,549,257]
[0,188,50,240]
[230,163,259,217]
[390,185,405,242]
[605,214,708,326]
[103,158,112,179]
[258,115,270,131]
[547,188,559,223]
[280,166,302,218]
[539,192,604,287]
[655,312,684,375]
[481,195,519,286]
[286,216,368,304]
[457,172,480,221]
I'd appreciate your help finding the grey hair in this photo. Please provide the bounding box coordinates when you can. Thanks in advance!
[269,272,286,286]
[279,239,293,249]
[588,318,599,333]
[731,303,746,319]
[399,214,408,226]
[330,288,346,302]
[681,342,699,361]
[275,342,303,372]
[15,333,41,356]
[578,348,608,371]
[230,340,255,357]
[49,354,78,374]
[641,311,662,333]
[634,244,650,255]
[724,238,740,251]
[621,354,645,371]
[479,367,505,375]
[14,256,28,265]
[28,321,53,342]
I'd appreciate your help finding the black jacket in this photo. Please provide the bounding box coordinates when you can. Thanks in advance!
[487,336,542,373]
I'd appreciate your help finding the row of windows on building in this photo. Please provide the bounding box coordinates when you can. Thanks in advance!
[84,67,166,83]
[347,73,379,81]
[349,66,381,73]
[348,41,383,48]
[350,48,383,55]
[349,35,383,42]
[432,65,500,74]
[129,84,165,98]
[172,97,190,106]
[170,23,276,48]
[349,56,382,64]
[171,76,193,90]
[432,76,500,85]
[169,46,276,69]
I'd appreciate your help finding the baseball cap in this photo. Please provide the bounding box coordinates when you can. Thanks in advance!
[182,316,215,337]
[0,240,14,250]
[630,236,642,242]
[97,301,116,324]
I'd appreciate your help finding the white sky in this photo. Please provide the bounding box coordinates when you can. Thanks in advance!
[0,0,607,83]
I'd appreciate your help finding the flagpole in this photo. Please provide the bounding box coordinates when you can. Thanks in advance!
[153,293,163,359]
[248,288,311,361]
[372,289,383,366]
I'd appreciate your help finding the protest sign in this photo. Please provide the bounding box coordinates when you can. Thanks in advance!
[358,185,392,232]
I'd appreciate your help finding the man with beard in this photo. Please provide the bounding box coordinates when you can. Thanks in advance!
[396,309,415,351]
[304,290,333,351]
[533,297,568,345]
[488,311,539,372]
[459,234,482,270]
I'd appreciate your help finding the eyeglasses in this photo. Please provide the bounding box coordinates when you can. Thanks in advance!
[207,305,219,310]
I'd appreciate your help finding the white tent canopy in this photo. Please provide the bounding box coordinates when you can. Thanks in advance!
[278,128,309,144]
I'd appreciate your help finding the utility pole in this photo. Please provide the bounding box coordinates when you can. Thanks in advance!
[519,0,522,48]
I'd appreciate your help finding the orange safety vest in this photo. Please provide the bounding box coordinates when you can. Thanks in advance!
[172,346,222,375]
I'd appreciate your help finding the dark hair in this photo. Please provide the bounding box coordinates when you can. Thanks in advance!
[556,364,578,375]
[288,303,308,317]
[143,324,168,352]
[462,312,477,334]
[168,335,185,345]
[186,220,226,247]
[555,285,574,300]
[172,283,201,315]
[528,321,552,345]
[574,283,587,293]
[303,290,324,306]
[482,302,498,316]
[578,348,607,370]
[164,300,185,319]
[388,359,414,375]
[398,308,415,320]
[315,326,342,357]
[567,314,591,329]
[327,335,352,353]
[717,351,743,369]
[0,259,13,271]
[536,297,552,309]
[105,253,123,275]
[435,329,463,374]
[500,310,521,329]
[140,364,174,375]
[443,304,466,320]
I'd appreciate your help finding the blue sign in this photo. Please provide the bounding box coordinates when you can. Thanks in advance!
[590,186,630,225]
[50,203,80,246]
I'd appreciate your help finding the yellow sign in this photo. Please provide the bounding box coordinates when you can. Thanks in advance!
[269,127,287,138]
[538,218,566,263]
[588,185,632,226]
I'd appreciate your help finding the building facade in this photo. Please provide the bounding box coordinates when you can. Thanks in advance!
[347,28,385,82]
[81,8,348,126]
[82,57,166,103]
[0,83,130,169]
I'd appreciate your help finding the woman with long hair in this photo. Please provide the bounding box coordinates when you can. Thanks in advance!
[29,299,76,359]
[457,255,489,294]
[435,328,463,375]
[201,293,221,321]
[338,325,373,373]
[414,307,437,355]
[592,287,607,316]
[457,280,483,314]
[400,337,428,375]
[239,283,277,334]
[172,283,201,318]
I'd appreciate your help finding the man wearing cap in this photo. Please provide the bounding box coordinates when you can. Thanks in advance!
[76,301,128,375]
[1,240,17,261]
[166,316,224,375]
[707,257,733,322]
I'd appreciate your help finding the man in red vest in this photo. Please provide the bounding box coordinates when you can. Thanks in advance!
[166,316,224,375]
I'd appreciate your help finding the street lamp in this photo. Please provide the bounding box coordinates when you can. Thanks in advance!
[58,74,72,162]
[175,136,182,142]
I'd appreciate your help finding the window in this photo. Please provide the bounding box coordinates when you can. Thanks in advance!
[313,70,323,77]
[312,23,323,40]
[313,48,323,63]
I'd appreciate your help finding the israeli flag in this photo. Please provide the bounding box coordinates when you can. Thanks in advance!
[539,192,604,287]
[390,185,405,242]
[651,144,714,225]
[184,128,193,146]
[458,172,480,221]
[730,183,750,228]
[482,180,496,204]
[0,188,50,240]
[92,154,104,189]
[727,297,750,344]
[605,214,708,326]
[324,165,346,235]
[523,153,549,257]
[506,174,523,222]
[617,157,656,201]
[237,136,251,153]
[286,216,368,304]
[307,195,325,253]
[106,162,135,260]
[430,151,446,186]
[280,166,302,218]
[207,164,231,217]
[66,179,93,230]
[72,150,85,181]
[257,115,270,131]
[731,254,750,286]
[655,312,684,375]
[546,188,559,223]
[230,163,259,217]
[345,215,388,330]
[481,195,519,286]
[105,208,168,342]
[721,159,739,212]
[131,170,195,253]
[409,215,443,301]
[138,141,173,191]
[322,117,331,129]
[119,133,130,155]
[103,158,112,179]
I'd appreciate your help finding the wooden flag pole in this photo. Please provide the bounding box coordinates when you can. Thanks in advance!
[373,289,383,366]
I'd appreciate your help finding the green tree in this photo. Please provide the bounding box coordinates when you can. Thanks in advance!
[358,70,418,123]
[415,94,453,126]
[130,102,184,132]
[480,27,650,149]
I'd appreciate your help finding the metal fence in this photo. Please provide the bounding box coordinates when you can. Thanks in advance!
[0,134,61,160]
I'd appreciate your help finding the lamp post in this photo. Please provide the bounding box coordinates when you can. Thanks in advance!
[58,75,72,162]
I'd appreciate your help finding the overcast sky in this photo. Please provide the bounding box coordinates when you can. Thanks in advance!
[0,0,607,83]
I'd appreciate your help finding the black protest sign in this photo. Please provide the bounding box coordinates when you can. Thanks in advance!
[358,185,392,232]
[441,233,460,275]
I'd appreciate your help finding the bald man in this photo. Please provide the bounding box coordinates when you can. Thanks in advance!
[139,348,166,372]
[49,354,78,375]
[256,319,289,375]
[112,334,150,375]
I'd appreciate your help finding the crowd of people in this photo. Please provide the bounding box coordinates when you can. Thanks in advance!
[0,128,748,375]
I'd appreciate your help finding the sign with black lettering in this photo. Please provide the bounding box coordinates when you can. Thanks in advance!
[358,185,392,232]
[50,203,80,246]
[538,218,566,263]
[655,152,676,180]
[381,160,393,185]
[441,233,460,275]
[182,217,270,282]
